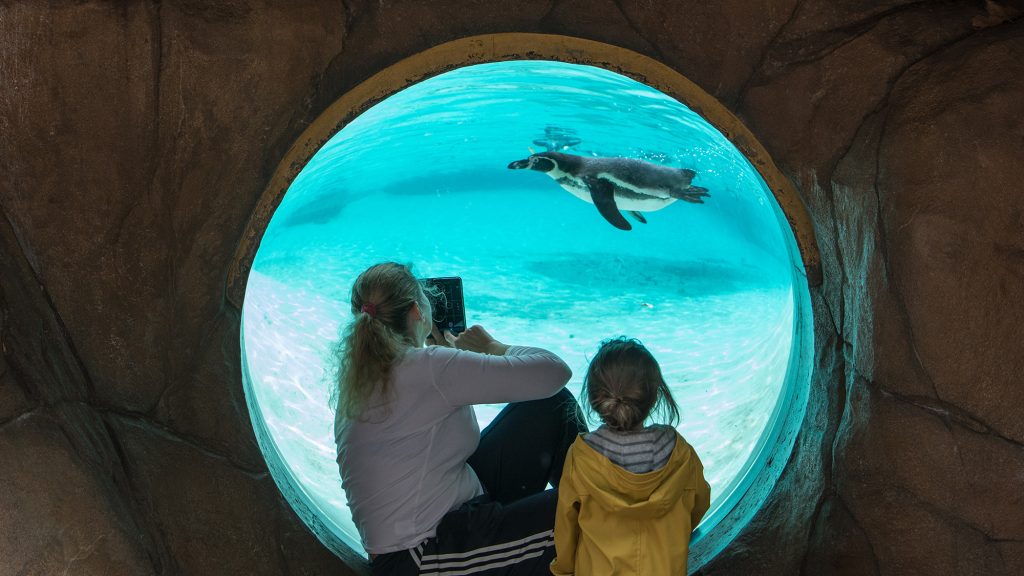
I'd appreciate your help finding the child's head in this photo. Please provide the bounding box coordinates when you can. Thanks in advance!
[582,337,680,432]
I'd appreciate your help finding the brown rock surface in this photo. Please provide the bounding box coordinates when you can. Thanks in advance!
[618,0,800,104]
[108,414,343,575]
[838,388,1024,570]
[740,1,981,173]
[0,2,164,412]
[880,25,1024,443]
[0,410,156,575]
[1,1,1022,574]
[802,495,879,576]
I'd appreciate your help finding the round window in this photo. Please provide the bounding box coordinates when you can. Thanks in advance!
[240,59,812,566]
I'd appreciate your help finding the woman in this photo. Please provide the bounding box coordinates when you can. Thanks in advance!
[332,262,586,575]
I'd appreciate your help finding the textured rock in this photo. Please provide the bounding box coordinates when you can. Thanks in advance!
[0,205,90,406]
[997,541,1024,575]
[321,0,550,100]
[0,330,31,424]
[0,2,164,411]
[880,25,1024,443]
[0,410,156,575]
[108,413,350,575]
[831,110,939,401]
[0,3,354,572]
[741,1,980,172]
[833,385,1024,574]
[802,496,879,576]
[154,309,265,469]
[1,0,1023,574]
[0,368,31,424]
[616,0,799,104]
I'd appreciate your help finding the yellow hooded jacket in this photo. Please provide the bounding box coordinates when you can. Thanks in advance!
[550,432,710,575]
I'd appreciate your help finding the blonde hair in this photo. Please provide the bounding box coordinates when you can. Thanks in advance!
[582,337,680,432]
[330,262,427,419]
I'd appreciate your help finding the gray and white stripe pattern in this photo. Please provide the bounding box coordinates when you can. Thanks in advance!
[584,424,676,473]
[409,530,554,575]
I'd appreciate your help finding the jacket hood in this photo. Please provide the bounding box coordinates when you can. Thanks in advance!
[568,432,703,519]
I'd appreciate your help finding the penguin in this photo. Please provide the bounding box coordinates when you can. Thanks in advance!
[507,151,710,231]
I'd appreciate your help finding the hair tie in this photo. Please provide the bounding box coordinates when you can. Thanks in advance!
[361,303,377,318]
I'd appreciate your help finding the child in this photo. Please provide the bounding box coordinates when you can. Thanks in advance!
[550,337,711,575]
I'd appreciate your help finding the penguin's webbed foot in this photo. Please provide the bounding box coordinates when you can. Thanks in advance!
[672,186,710,204]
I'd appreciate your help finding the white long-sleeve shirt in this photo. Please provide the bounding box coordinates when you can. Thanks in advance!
[334,345,572,554]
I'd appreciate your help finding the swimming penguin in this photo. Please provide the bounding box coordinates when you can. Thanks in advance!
[507,151,710,231]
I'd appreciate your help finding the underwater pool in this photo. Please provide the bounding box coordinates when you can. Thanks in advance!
[241,61,801,559]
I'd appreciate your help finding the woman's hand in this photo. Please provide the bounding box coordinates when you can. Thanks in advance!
[427,324,453,347]
[452,325,509,356]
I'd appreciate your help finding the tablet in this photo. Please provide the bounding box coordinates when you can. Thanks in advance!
[422,276,466,335]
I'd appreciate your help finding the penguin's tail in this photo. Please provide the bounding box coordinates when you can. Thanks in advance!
[671,186,710,204]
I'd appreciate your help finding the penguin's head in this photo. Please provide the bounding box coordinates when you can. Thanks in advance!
[507,153,558,173]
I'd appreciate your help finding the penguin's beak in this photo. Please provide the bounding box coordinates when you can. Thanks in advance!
[507,159,530,170]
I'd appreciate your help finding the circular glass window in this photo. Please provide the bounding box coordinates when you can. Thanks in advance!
[241,60,809,562]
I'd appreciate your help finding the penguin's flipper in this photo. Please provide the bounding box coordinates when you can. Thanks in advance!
[629,211,648,224]
[584,176,631,230]
[671,185,710,204]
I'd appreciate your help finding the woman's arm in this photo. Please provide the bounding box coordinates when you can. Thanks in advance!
[425,341,572,406]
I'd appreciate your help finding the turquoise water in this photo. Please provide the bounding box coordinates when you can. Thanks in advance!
[242,61,798,558]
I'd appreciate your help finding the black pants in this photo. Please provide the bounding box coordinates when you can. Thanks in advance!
[371,388,587,576]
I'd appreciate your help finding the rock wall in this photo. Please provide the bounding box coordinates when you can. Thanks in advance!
[1,1,1021,574]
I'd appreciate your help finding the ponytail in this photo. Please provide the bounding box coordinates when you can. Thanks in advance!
[590,394,647,433]
[330,263,425,419]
